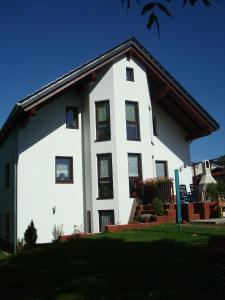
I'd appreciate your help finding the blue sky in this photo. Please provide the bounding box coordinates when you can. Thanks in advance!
[1,0,225,162]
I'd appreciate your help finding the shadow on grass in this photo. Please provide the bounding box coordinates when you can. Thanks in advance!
[0,237,220,300]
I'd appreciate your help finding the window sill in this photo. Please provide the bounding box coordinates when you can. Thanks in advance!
[97,196,114,200]
[95,139,111,142]
[55,181,74,184]
[127,138,141,141]
[66,126,79,130]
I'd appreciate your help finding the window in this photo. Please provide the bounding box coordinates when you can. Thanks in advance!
[55,157,73,183]
[125,101,140,140]
[66,107,79,129]
[126,67,134,81]
[87,211,92,233]
[97,154,113,198]
[153,116,158,136]
[4,213,10,240]
[155,160,168,177]
[128,153,142,197]
[5,163,10,189]
[95,101,111,141]
[99,210,115,232]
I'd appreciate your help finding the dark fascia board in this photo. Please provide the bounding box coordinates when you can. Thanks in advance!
[1,37,219,141]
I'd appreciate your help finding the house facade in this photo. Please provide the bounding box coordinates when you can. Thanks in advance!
[0,38,219,249]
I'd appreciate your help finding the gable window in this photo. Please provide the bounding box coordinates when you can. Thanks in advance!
[155,160,168,177]
[95,101,111,141]
[5,163,10,189]
[66,107,79,129]
[153,116,158,136]
[97,154,113,199]
[55,157,73,183]
[126,67,134,81]
[128,153,142,197]
[125,101,140,141]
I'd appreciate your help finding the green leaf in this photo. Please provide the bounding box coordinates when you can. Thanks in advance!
[141,2,157,15]
[203,0,212,7]
[157,3,172,17]
[147,13,160,37]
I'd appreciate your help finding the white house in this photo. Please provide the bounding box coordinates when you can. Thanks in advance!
[0,38,219,250]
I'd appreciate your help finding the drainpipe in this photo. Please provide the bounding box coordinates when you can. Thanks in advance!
[13,128,18,253]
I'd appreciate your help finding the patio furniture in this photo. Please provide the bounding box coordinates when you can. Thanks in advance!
[179,185,190,203]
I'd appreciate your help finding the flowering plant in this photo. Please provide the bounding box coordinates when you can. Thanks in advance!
[141,177,173,186]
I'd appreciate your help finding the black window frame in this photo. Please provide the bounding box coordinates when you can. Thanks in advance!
[125,101,140,141]
[66,106,79,129]
[97,153,113,199]
[5,163,10,189]
[155,160,168,178]
[128,153,142,198]
[55,156,73,184]
[98,210,115,232]
[126,67,134,81]
[95,100,111,141]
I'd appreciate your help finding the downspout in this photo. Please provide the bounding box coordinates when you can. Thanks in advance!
[13,128,18,253]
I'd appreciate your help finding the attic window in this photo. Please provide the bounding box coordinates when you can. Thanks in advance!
[126,67,134,81]
[66,107,79,129]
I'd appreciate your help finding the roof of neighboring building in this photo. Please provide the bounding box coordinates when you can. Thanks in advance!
[0,37,219,144]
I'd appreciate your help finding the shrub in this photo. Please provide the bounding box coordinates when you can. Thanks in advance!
[206,182,225,201]
[24,220,37,248]
[52,224,64,242]
[152,198,164,216]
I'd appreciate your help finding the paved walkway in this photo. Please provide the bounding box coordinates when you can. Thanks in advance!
[191,218,225,225]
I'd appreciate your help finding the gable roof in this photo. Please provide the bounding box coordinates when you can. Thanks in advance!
[0,37,219,143]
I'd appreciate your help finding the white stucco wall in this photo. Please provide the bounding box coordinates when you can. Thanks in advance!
[17,90,84,243]
[0,131,16,244]
[152,104,192,191]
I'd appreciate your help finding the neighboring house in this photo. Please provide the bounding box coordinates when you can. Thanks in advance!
[0,37,219,249]
[193,160,225,185]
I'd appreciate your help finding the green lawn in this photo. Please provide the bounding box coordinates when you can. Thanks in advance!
[0,224,225,299]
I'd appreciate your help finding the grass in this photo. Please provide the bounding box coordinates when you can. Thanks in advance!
[0,224,225,299]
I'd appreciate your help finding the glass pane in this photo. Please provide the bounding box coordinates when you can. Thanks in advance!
[66,109,75,127]
[100,158,109,178]
[129,179,140,198]
[99,181,111,197]
[128,156,139,177]
[126,103,136,122]
[56,158,70,181]
[126,68,134,81]
[97,103,108,121]
[127,124,138,140]
[97,124,110,140]
[156,162,166,177]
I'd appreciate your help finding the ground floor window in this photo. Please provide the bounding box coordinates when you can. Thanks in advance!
[155,160,168,177]
[55,156,73,183]
[128,153,142,197]
[97,154,113,199]
[98,210,114,232]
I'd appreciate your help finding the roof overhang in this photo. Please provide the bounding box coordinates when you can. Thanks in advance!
[0,37,219,144]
